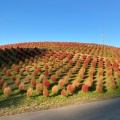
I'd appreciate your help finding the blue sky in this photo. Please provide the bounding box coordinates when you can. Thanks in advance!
[0,0,120,47]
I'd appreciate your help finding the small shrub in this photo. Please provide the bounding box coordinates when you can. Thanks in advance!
[69,60,73,66]
[26,66,30,72]
[82,84,89,92]
[6,70,11,76]
[31,78,36,86]
[67,84,74,94]
[72,80,79,88]
[19,61,23,66]
[85,80,92,87]
[61,89,66,96]
[29,61,32,66]
[11,75,16,81]
[14,66,19,72]
[2,82,8,90]
[52,85,58,94]
[15,78,21,86]
[0,78,4,87]
[2,67,7,73]
[51,75,56,82]
[44,70,49,77]
[19,82,25,91]
[34,63,37,69]
[33,69,38,77]
[39,74,46,82]
[36,83,43,92]
[48,66,52,73]
[43,89,49,97]
[55,71,61,78]
[58,79,64,87]
[96,85,103,93]
[79,72,84,79]
[26,87,33,97]
[44,64,49,69]
[37,67,41,72]
[43,80,50,88]
[19,70,23,76]
[76,77,81,83]
[3,86,11,97]
[64,76,69,83]
[25,59,29,63]
[110,82,116,90]
[26,74,31,81]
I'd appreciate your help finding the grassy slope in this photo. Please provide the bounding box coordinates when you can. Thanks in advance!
[0,42,120,116]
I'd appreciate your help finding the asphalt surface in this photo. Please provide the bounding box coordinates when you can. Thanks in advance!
[0,97,120,120]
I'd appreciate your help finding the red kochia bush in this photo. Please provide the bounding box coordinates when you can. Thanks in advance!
[6,70,11,76]
[44,70,49,77]
[43,80,50,88]
[31,79,36,86]
[11,75,16,81]
[14,66,19,72]
[82,84,89,92]
[51,75,56,82]
[44,64,49,69]
[37,67,41,72]
[69,60,73,66]
[43,89,49,97]
[67,84,74,94]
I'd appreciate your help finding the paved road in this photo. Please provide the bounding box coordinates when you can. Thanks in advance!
[0,98,120,120]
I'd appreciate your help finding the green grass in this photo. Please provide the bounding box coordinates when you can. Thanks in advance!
[0,85,120,116]
[0,42,120,116]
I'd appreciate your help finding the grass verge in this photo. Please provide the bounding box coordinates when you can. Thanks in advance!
[0,88,120,117]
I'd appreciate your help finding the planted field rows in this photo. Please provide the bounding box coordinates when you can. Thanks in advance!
[0,42,120,99]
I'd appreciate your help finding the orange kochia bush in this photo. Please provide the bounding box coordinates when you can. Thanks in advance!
[43,89,49,97]
[26,87,33,97]
[61,89,67,96]
[3,86,11,97]
[52,85,59,94]
[36,83,43,92]
[19,82,25,91]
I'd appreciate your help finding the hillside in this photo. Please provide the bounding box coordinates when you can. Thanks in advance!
[0,42,120,116]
